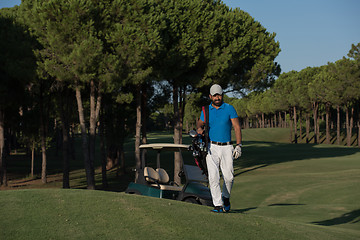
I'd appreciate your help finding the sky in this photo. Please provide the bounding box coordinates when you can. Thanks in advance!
[1,0,359,73]
[222,0,360,73]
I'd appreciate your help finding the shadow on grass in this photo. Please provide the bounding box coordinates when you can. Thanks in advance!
[312,209,360,226]
[268,203,306,206]
[235,141,360,171]
[235,164,269,177]
[226,207,258,214]
[5,135,360,192]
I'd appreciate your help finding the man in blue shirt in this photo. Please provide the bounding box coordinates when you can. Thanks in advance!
[197,84,242,213]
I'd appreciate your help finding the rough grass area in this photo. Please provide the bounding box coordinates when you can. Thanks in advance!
[241,127,292,143]
[1,188,359,240]
[1,128,360,239]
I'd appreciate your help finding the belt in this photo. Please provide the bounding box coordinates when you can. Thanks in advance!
[211,141,232,146]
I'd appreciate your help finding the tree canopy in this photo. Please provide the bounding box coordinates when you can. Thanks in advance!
[13,0,354,189]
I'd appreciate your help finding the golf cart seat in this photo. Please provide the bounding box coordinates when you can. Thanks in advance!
[144,167,182,191]
[144,167,160,183]
[156,168,170,184]
[183,164,208,183]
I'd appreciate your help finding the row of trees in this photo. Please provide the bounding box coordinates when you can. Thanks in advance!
[0,0,280,188]
[228,43,360,147]
[181,43,360,147]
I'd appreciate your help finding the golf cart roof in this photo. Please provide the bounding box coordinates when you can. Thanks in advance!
[139,143,190,151]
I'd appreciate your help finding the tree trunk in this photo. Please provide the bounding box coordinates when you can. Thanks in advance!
[89,81,97,187]
[31,142,35,178]
[88,80,102,189]
[278,112,282,128]
[274,113,277,128]
[173,85,182,185]
[293,106,297,144]
[141,84,147,144]
[245,117,250,129]
[289,109,293,143]
[345,107,350,146]
[135,86,142,183]
[351,106,354,145]
[59,116,70,188]
[59,91,70,189]
[70,124,76,162]
[317,114,320,144]
[258,115,261,128]
[40,87,47,184]
[358,115,360,148]
[358,103,360,148]
[345,107,354,147]
[75,86,95,189]
[119,143,126,176]
[337,105,341,145]
[141,84,148,171]
[299,110,302,143]
[61,121,70,189]
[99,111,108,189]
[313,102,318,144]
[325,103,331,144]
[306,113,310,144]
[118,113,126,176]
[349,107,354,146]
[0,108,7,186]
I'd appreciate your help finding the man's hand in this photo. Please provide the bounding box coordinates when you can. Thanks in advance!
[196,118,205,135]
[197,127,204,135]
[233,145,242,159]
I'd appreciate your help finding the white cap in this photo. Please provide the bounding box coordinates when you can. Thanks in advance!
[210,84,223,96]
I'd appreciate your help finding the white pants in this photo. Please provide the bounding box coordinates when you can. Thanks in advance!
[206,143,234,207]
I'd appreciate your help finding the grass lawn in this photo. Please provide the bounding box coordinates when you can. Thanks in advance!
[1,128,359,239]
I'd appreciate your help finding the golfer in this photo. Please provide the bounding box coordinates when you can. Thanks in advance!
[197,84,242,213]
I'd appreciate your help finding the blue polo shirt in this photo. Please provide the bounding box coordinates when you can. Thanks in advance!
[200,103,238,143]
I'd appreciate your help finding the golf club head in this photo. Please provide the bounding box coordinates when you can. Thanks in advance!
[189,129,197,138]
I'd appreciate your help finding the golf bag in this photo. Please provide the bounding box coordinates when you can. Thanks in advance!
[189,106,209,176]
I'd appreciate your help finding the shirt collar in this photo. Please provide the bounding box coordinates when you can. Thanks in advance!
[209,102,224,109]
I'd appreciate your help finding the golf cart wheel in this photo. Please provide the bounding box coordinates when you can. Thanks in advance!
[184,197,200,205]
[125,189,142,195]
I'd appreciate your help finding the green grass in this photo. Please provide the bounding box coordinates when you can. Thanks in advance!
[1,187,359,240]
[1,128,360,239]
[241,126,360,146]
[241,127,292,143]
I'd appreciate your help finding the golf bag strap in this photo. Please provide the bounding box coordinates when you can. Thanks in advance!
[202,106,206,123]
[202,106,209,148]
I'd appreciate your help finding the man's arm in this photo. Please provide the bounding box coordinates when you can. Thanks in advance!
[231,117,242,145]
[196,118,205,135]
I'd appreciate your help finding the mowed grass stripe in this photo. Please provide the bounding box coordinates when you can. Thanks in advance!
[232,145,360,235]
[1,128,359,239]
[1,188,359,240]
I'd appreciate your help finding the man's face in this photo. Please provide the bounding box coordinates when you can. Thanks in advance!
[209,94,223,107]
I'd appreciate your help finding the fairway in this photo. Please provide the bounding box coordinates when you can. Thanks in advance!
[234,143,360,229]
[1,129,360,239]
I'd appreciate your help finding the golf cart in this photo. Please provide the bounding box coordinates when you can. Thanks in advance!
[125,143,212,206]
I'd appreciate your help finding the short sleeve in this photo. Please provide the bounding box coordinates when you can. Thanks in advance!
[229,105,238,119]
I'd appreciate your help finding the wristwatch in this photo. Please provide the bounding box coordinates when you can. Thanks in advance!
[236,143,242,147]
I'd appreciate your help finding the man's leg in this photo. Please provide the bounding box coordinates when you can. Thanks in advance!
[220,145,234,211]
[206,144,223,208]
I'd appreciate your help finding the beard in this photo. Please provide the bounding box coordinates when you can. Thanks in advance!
[212,99,223,107]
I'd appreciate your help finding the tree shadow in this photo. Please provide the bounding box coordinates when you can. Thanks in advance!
[235,164,268,177]
[268,203,306,206]
[234,141,360,170]
[226,207,258,214]
[312,209,360,226]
